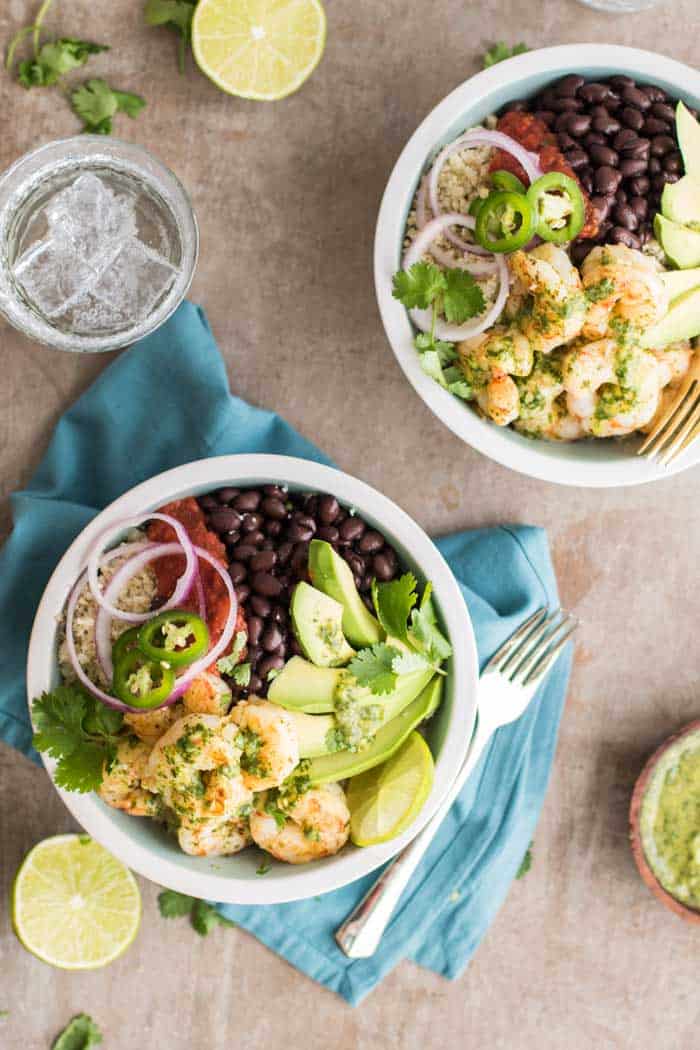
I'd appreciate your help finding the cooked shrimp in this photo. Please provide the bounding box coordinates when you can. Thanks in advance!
[143,713,252,824]
[562,338,661,437]
[508,243,587,353]
[649,340,693,389]
[581,244,669,342]
[458,326,534,378]
[124,702,184,744]
[177,816,252,857]
[230,699,299,791]
[98,735,160,817]
[477,372,520,426]
[183,672,232,716]
[513,353,564,437]
[250,782,350,865]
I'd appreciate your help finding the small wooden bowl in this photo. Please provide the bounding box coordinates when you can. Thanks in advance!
[630,719,700,924]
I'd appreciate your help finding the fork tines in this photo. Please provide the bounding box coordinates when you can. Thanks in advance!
[488,607,578,686]
[638,373,700,467]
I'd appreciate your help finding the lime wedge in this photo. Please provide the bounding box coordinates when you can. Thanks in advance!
[12,835,141,970]
[192,0,327,102]
[347,732,434,847]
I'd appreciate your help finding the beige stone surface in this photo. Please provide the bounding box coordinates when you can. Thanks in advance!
[2,0,700,1046]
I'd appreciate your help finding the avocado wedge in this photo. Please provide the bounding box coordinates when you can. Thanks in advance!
[267,656,341,713]
[677,101,700,181]
[642,285,700,348]
[661,266,700,301]
[290,581,355,667]
[308,539,382,648]
[306,678,442,784]
[654,214,700,270]
[661,176,700,231]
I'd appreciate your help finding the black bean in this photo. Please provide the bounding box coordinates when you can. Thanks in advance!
[580,82,610,105]
[345,552,366,579]
[362,594,375,614]
[318,494,340,524]
[533,110,556,126]
[619,157,648,178]
[228,561,247,584]
[620,106,644,131]
[651,101,675,123]
[591,195,612,222]
[373,549,397,581]
[262,624,283,652]
[358,575,373,593]
[651,134,676,156]
[642,117,669,139]
[295,514,317,535]
[571,239,595,265]
[261,497,288,520]
[259,654,285,680]
[649,156,662,174]
[584,132,607,149]
[276,541,293,566]
[643,85,668,103]
[248,530,266,547]
[216,486,240,504]
[566,148,588,171]
[244,674,260,695]
[622,138,650,159]
[233,490,261,512]
[265,520,283,538]
[286,521,315,543]
[250,595,271,617]
[232,543,257,562]
[358,530,384,554]
[614,203,638,230]
[652,172,678,192]
[627,175,650,196]
[557,132,577,151]
[290,542,310,576]
[248,616,264,646]
[663,150,683,173]
[579,167,594,194]
[594,166,622,194]
[609,226,640,248]
[251,572,283,598]
[199,494,219,511]
[592,113,620,136]
[612,128,638,151]
[615,188,627,205]
[551,97,583,113]
[250,549,277,573]
[607,75,635,90]
[263,484,286,499]
[554,74,585,96]
[236,584,250,604]
[241,512,263,533]
[621,86,652,111]
[339,517,365,542]
[589,144,618,167]
[207,507,242,533]
[566,113,592,137]
[628,196,648,222]
[271,605,288,625]
[317,525,339,543]
[555,111,573,134]
[595,219,612,242]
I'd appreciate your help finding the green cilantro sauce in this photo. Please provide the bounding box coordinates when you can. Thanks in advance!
[640,733,700,910]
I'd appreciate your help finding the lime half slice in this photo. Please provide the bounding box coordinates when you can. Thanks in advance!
[193,0,327,101]
[12,834,141,970]
[347,732,434,847]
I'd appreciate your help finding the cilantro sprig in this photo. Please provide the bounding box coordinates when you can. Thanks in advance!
[31,686,123,793]
[158,889,236,935]
[71,78,146,134]
[516,843,533,879]
[17,39,109,88]
[482,41,529,69]
[52,1013,102,1050]
[144,0,198,75]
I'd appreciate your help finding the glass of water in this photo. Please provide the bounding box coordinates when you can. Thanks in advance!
[0,137,198,352]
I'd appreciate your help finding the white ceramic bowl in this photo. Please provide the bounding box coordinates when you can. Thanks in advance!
[27,455,478,904]
[375,44,700,487]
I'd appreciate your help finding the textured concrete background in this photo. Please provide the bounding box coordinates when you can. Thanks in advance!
[2,0,700,1047]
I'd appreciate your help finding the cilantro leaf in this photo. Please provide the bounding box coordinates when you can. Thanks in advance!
[158,889,195,918]
[348,643,400,695]
[415,332,457,363]
[442,269,485,324]
[391,648,430,675]
[371,573,418,643]
[191,899,221,937]
[31,687,123,794]
[32,686,89,756]
[71,79,146,134]
[419,350,450,388]
[53,743,108,793]
[18,39,109,88]
[144,0,197,74]
[217,631,248,675]
[256,858,272,876]
[232,662,251,687]
[392,261,446,310]
[516,844,533,879]
[410,605,453,666]
[482,41,529,68]
[52,1013,103,1050]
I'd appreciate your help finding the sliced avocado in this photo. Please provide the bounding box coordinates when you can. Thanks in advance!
[267,656,340,714]
[308,539,382,648]
[661,176,700,230]
[285,709,338,759]
[661,266,700,301]
[654,214,700,269]
[642,285,700,348]
[307,678,443,784]
[290,581,355,668]
[677,101,700,180]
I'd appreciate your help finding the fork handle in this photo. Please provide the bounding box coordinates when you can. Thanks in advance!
[335,717,492,959]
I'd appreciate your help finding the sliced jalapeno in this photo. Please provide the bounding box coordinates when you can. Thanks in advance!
[111,626,141,667]
[526,171,585,244]
[112,648,175,709]
[474,190,536,253]
[468,196,485,218]
[490,169,527,195]
[137,611,209,669]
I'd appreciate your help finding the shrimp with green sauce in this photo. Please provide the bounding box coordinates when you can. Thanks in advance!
[177,815,252,857]
[250,781,350,865]
[230,699,300,791]
[98,735,160,817]
[581,244,669,344]
[562,338,661,437]
[508,243,587,354]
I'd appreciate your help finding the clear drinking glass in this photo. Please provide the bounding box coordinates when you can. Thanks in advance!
[576,0,660,10]
[0,137,198,352]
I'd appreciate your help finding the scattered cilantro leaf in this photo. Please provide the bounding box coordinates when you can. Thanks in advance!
[371,573,418,643]
[442,269,486,325]
[158,889,195,918]
[0,1010,8,1020]
[232,662,251,687]
[191,899,222,936]
[392,261,446,310]
[348,643,400,695]
[516,843,533,879]
[217,631,248,675]
[144,0,197,74]
[419,350,450,388]
[414,332,456,362]
[482,41,529,68]
[18,39,108,88]
[391,648,430,675]
[410,605,453,666]
[71,78,146,134]
[265,798,288,829]
[52,1013,102,1050]
[31,687,123,794]
[256,858,272,876]
[158,889,235,934]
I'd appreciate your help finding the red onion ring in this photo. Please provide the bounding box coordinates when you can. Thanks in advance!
[93,541,155,680]
[428,130,542,252]
[87,513,196,625]
[404,212,509,341]
[415,177,497,276]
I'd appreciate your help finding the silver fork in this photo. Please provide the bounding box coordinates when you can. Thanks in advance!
[335,606,577,959]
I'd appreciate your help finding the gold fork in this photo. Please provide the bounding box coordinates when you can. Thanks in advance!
[638,352,700,467]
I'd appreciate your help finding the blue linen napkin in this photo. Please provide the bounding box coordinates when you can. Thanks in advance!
[0,301,571,1005]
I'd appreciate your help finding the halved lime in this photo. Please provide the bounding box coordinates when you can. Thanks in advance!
[347,732,434,847]
[12,835,141,970]
[192,0,327,102]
